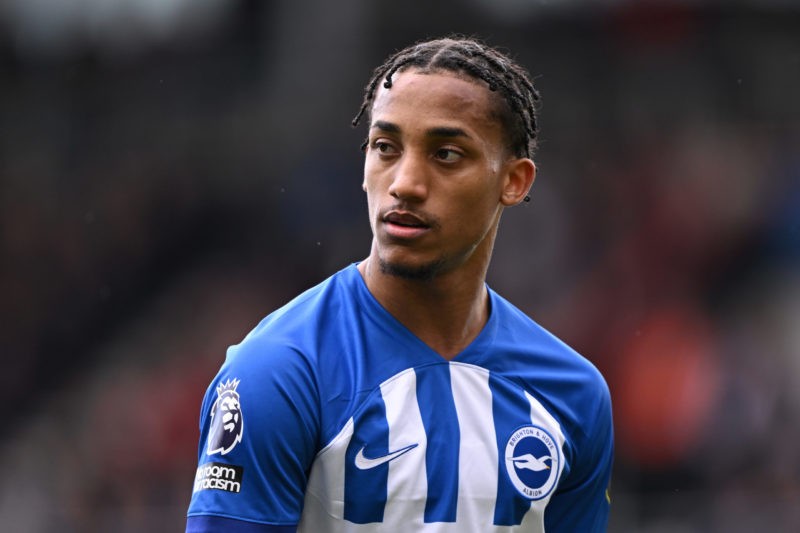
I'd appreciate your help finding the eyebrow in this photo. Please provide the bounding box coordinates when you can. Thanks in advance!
[371,120,400,133]
[427,126,472,140]
[371,120,473,140]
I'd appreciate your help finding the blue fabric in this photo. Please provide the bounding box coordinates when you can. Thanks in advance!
[416,365,460,523]
[490,374,539,526]
[186,515,295,533]
[343,388,390,524]
[186,263,613,531]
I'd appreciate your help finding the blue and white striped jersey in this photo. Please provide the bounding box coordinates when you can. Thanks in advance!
[186,264,613,532]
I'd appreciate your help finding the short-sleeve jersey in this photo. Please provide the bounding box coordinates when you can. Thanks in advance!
[186,264,613,532]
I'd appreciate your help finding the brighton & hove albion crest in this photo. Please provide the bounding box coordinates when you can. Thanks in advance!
[207,378,244,456]
[504,425,560,500]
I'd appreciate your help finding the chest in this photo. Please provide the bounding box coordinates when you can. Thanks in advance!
[301,362,566,532]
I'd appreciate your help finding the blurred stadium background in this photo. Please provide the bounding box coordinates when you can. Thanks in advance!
[1,0,799,531]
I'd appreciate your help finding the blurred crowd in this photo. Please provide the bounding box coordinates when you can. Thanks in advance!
[1,1,798,531]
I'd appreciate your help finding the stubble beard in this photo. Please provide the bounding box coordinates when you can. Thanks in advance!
[377,256,448,282]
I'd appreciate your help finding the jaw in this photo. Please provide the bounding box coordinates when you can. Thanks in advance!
[377,254,446,282]
[371,237,447,281]
[370,221,498,286]
[364,194,505,287]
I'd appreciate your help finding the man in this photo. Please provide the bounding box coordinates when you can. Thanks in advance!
[186,37,613,532]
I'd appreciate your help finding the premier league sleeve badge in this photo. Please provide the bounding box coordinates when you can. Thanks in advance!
[207,378,244,456]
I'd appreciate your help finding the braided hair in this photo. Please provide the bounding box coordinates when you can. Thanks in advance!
[352,36,541,159]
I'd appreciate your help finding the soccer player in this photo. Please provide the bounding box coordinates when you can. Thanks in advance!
[186,36,613,532]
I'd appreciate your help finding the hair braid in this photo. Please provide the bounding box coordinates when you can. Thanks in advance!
[352,36,542,158]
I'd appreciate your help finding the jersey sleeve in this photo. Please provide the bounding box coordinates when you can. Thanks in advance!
[186,333,320,532]
[545,377,614,532]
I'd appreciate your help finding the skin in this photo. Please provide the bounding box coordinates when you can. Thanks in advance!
[357,69,536,359]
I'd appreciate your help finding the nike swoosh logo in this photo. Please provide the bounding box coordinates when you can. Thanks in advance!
[354,443,418,470]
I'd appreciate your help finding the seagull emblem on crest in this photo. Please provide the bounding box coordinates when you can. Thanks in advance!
[510,453,553,472]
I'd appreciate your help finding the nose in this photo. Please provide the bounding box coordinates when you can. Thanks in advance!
[388,150,428,202]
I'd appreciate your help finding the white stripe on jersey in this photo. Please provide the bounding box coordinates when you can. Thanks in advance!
[301,416,353,525]
[526,390,565,448]
[450,362,499,528]
[380,368,428,527]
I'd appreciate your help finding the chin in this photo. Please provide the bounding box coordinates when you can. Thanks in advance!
[378,256,447,281]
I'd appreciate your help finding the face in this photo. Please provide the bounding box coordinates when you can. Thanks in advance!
[363,69,534,280]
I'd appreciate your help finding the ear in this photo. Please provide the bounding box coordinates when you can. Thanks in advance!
[500,157,536,206]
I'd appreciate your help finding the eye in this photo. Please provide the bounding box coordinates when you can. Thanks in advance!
[434,147,463,163]
[371,139,398,156]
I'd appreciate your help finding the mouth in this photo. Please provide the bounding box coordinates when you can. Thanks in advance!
[382,210,431,239]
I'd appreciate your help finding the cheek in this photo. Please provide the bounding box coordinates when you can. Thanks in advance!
[363,158,390,200]
[362,159,381,194]
[362,176,381,222]
[452,185,503,230]
[456,178,501,211]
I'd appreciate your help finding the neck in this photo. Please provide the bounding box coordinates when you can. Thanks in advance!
[358,252,491,360]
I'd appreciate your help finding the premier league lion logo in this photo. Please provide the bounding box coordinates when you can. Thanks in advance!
[207,378,244,456]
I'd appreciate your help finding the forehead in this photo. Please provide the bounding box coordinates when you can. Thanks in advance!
[370,69,502,140]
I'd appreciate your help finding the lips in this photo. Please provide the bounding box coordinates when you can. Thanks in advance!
[382,210,431,239]
[384,211,428,228]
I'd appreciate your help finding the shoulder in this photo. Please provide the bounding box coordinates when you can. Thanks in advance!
[247,265,358,340]
[490,292,608,391]
[487,290,611,438]
[215,264,374,436]
[488,292,613,525]
[228,264,360,369]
